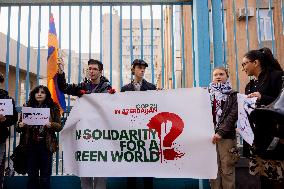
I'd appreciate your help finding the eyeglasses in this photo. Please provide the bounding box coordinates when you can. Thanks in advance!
[241,60,254,68]
[88,67,99,71]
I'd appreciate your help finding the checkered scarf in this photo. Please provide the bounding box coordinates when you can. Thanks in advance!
[209,81,232,122]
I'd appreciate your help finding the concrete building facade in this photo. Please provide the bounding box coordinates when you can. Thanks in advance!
[0,32,44,106]
[0,30,96,106]
[102,12,161,90]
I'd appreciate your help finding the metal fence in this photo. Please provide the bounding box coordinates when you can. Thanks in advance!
[1,0,196,177]
[0,0,283,182]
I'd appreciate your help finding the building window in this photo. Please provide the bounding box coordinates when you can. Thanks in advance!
[257,9,273,41]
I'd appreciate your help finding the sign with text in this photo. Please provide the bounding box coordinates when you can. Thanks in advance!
[22,107,50,125]
[0,99,13,115]
[61,88,217,178]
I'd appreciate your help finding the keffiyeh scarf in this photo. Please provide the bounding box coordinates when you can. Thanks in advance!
[209,81,232,122]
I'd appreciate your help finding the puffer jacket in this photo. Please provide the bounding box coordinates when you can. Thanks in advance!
[57,72,112,96]
[0,89,18,143]
[16,104,62,153]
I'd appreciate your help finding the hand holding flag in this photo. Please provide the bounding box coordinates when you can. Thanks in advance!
[57,57,64,74]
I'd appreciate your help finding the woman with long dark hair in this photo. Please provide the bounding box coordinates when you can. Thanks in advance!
[242,47,284,188]
[17,85,62,189]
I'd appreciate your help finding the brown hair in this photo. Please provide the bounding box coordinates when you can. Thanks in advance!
[88,59,103,71]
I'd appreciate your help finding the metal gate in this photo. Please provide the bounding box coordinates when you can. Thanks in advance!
[0,0,283,188]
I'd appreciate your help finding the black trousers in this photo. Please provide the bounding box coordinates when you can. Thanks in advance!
[27,142,52,189]
[0,145,5,189]
[127,177,153,189]
[260,176,284,189]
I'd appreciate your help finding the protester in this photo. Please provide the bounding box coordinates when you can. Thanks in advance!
[208,67,239,189]
[57,58,113,189]
[121,59,156,92]
[17,85,62,189]
[121,59,156,189]
[0,73,18,189]
[57,58,113,96]
[242,47,284,188]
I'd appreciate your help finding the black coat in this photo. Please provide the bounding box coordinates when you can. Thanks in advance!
[120,79,156,92]
[0,89,18,143]
[215,91,238,139]
[243,69,284,157]
[57,72,112,97]
[245,70,283,106]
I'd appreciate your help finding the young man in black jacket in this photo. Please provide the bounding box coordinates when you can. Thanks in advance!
[57,59,112,189]
[121,59,156,92]
[0,73,18,189]
[57,59,112,97]
[121,59,156,189]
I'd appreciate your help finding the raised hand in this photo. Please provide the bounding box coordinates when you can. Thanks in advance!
[57,57,64,74]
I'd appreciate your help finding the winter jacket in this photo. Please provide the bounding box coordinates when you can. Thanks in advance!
[57,72,112,96]
[245,70,283,106]
[243,69,283,157]
[16,104,62,153]
[120,79,156,92]
[215,91,238,139]
[0,89,18,143]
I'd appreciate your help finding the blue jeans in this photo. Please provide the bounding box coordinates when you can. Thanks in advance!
[27,141,52,189]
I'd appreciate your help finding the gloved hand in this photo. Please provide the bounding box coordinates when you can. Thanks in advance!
[78,90,88,97]
[108,88,116,94]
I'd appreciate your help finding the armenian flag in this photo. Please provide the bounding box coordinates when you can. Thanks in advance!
[47,14,66,114]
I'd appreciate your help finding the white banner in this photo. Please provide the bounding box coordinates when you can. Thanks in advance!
[0,99,13,115]
[61,88,217,179]
[22,107,50,126]
[237,94,257,146]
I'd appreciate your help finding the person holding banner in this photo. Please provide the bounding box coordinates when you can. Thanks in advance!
[242,48,284,188]
[208,67,239,189]
[0,73,18,189]
[57,59,113,189]
[121,59,156,189]
[17,85,62,189]
[57,58,113,96]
